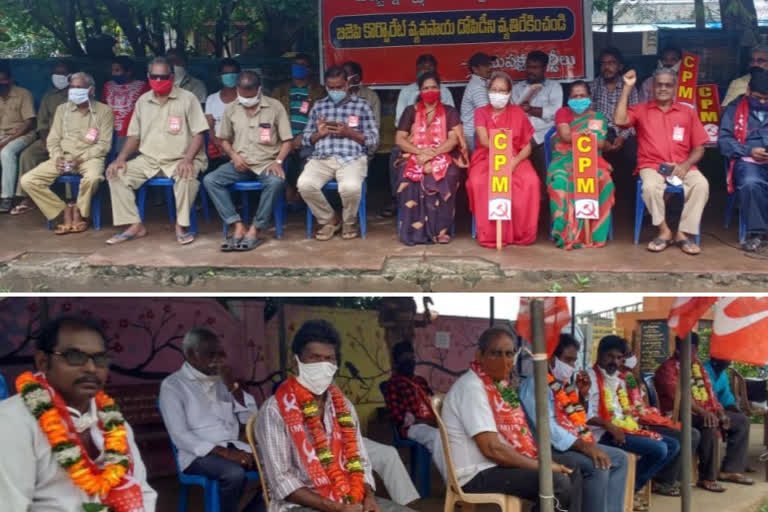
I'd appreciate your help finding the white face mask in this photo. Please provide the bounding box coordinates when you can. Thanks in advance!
[68,88,90,105]
[52,74,69,90]
[238,89,262,108]
[489,92,510,109]
[174,66,187,84]
[552,357,576,382]
[624,355,638,369]
[295,355,337,395]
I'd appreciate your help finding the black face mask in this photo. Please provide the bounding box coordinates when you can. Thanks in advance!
[397,360,416,376]
[750,66,764,75]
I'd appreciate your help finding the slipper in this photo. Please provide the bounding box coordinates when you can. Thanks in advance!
[342,223,359,240]
[55,224,72,235]
[315,222,341,241]
[437,234,451,244]
[221,236,240,252]
[697,480,726,492]
[647,237,673,252]
[235,237,264,252]
[677,238,701,256]
[10,203,35,215]
[176,232,195,245]
[653,482,681,496]
[69,221,89,233]
[718,474,754,485]
[106,231,146,245]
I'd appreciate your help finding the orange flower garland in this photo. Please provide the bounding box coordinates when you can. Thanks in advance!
[547,374,594,443]
[15,372,132,506]
[293,381,366,504]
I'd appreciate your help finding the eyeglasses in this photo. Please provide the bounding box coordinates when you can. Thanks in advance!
[655,83,675,89]
[149,74,171,80]
[50,349,111,368]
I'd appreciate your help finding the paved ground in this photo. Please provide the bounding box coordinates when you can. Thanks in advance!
[149,424,768,512]
[1,155,766,292]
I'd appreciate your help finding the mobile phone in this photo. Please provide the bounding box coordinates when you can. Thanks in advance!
[659,163,675,176]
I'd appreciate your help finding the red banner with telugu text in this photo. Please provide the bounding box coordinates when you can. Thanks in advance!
[321,0,589,86]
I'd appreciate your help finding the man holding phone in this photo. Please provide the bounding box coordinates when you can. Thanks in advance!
[299,66,379,241]
[719,69,768,252]
[615,67,710,255]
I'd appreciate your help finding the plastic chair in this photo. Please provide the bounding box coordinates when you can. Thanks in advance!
[45,175,103,231]
[137,178,201,235]
[379,381,432,498]
[633,178,701,246]
[306,179,367,238]
[430,394,524,512]
[642,373,659,409]
[723,159,747,244]
[246,413,273,509]
[169,440,221,512]
[221,181,287,239]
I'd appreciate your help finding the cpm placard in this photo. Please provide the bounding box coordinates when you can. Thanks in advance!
[320,0,591,85]
[697,84,721,144]
[675,53,699,108]
[573,132,599,220]
[489,129,512,221]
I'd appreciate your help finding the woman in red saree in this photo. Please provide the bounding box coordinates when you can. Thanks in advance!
[467,72,540,248]
[394,71,462,245]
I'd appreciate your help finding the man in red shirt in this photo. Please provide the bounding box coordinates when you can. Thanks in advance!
[615,68,710,255]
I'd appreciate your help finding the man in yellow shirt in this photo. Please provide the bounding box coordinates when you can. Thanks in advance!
[0,64,36,213]
[723,45,768,107]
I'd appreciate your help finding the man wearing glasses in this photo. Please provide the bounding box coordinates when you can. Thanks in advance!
[105,56,209,246]
[615,67,710,256]
[723,45,768,107]
[0,315,158,511]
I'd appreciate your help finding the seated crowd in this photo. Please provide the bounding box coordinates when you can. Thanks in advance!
[1,46,766,253]
[0,315,754,512]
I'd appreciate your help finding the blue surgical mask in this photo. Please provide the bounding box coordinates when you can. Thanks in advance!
[221,73,238,88]
[568,98,591,114]
[111,75,126,85]
[327,89,347,104]
[292,63,308,80]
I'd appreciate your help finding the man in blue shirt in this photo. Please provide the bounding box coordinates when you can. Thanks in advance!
[703,358,738,410]
[521,334,629,512]
[0,371,7,400]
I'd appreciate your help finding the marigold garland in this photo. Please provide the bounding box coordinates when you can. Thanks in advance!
[622,373,681,430]
[15,372,132,511]
[293,382,366,504]
[593,366,661,440]
[547,374,594,442]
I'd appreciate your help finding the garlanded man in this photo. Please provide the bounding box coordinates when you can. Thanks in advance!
[441,327,573,508]
[257,320,415,512]
[521,334,628,512]
[0,315,157,511]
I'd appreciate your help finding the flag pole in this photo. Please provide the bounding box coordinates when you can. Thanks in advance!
[490,296,495,327]
[680,332,692,512]
[531,299,555,512]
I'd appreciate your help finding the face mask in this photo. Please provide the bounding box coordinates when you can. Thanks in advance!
[292,64,308,80]
[173,66,187,84]
[295,355,337,395]
[52,74,69,90]
[111,75,126,85]
[68,88,90,105]
[568,98,591,114]
[482,356,513,383]
[149,78,173,96]
[420,90,441,104]
[624,355,638,369]
[489,92,510,109]
[552,357,576,382]
[749,96,768,111]
[327,89,347,104]
[238,90,261,108]
[221,73,238,88]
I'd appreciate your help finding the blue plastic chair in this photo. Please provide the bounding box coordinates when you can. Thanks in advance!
[137,178,203,235]
[221,181,287,239]
[45,175,103,231]
[642,373,659,409]
[379,381,432,498]
[306,179,367,238]
[723,160,747,244]
[633,178,701,246]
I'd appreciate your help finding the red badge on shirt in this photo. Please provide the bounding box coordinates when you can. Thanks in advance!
[259,126,272,143]
[588,120,602,131]
[168,116,182,133]
[85,128,99,143]
[299,101,310,114]
[672,126,685,142]
[347,115,359,128]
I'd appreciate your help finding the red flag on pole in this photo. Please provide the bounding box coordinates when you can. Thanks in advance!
[516,297,571,356]
[711,297,768,365]
[667,297,718,337]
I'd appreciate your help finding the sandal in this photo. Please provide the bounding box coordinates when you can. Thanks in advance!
[653,481,681,496]
[106,231,146,245]
[69,221,89,233]
[342,223,359,240]
[220,236,240,252]
[437,234,451,244]
[10,203,35,215]
[55,224,72,235]
[677,238,701,256]
[235,237,264,252]
[647,237,673,252]
[718,473,754,485]
[176,232,195,245]
[315,222,341,241]
[698,480,726,492]
[743,237,762,253]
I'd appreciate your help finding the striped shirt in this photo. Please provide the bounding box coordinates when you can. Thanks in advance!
[255,392,375,512]
[591,76,638,139]
[302,95,379,164]
[460,74,490,139]
[289,87,311,136]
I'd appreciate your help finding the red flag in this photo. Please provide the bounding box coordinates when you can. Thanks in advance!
[667,297,718,337]
[516,297,571,356]
[711,297,768,365]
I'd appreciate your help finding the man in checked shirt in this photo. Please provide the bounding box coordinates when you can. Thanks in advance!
[382,341,445,479]
[299,66,379,241]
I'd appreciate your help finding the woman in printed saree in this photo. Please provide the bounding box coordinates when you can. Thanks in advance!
[547,80,615,249]
[467,71,540,248]
[394,71,462,245]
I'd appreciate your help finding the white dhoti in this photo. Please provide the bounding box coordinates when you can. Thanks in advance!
[363,438,420,505]
[406,423,446,481]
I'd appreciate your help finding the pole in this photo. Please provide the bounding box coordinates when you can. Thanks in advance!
[489,296,495,327]
[570,297,576,336]
[278,302,288,380]
[680,333,692,512]
[496,220,502,251]
[531,300,555,512]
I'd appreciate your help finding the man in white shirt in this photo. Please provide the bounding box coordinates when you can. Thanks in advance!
[159,327,261,512]
[441,327,573,507]
[0,315,157,512]
[461,53,494,151]
[511,50,563,176]
[205,58,241,168]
